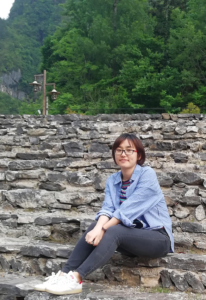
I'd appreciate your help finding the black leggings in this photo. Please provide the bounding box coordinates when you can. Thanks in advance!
[62,221,171,279]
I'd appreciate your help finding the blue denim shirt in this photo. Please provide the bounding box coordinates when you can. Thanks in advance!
[95,164,174,252]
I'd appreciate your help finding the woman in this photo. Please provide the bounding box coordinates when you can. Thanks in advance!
[34,133,174,295]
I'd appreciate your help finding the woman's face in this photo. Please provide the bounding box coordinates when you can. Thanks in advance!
[115,139,139,170]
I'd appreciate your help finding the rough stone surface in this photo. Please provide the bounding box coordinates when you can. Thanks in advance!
[173,204,190,219]
[2,114,206,294]
[170,271,189,291]
[195,205,206,221]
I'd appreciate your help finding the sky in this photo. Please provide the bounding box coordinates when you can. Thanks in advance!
[0,0,14,19]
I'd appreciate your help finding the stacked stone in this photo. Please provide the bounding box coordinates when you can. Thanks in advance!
[0,113,206,295]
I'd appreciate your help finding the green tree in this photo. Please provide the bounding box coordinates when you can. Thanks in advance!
[166,0,206,108]
[0,92,21,114]
[181,102,200,114]
[42,0,165,114]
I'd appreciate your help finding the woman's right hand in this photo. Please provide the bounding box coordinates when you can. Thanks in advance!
[85,227,104,246]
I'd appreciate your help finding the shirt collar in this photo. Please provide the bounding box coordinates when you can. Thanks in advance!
[114,164,142,184]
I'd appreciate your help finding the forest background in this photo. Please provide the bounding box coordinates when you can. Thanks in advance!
[0,0,205,115]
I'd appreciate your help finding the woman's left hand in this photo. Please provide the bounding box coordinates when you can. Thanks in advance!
[92,229,105,246]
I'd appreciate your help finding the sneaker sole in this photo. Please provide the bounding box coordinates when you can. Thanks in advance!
[33,287,46,292]
[45,288,82,295]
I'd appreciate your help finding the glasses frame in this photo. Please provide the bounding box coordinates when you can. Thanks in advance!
[115,149,138,156]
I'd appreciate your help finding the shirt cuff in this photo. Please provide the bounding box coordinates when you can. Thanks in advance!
[113,209,135,228]
[95,210,113,221]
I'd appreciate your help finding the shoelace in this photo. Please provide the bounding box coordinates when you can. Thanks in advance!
[45,271,61,284]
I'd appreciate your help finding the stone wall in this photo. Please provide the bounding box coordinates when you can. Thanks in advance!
[1,113,206,292]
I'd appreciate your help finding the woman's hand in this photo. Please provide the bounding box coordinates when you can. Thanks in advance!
[85,228,105,246]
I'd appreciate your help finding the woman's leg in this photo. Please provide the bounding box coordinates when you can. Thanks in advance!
[61,221,97,273]
[75,224,171,279]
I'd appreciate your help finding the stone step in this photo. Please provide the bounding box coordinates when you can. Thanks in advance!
[0,273,205,300]
[1,208,206,255]
[1,238,206,292]
[1,209,206,252]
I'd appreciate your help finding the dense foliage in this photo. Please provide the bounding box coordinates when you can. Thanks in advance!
[0,0,65,94]
[1,0,206,115]
[41,0,206,115]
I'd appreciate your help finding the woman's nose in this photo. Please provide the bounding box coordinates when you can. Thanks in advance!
[121,150,126,156]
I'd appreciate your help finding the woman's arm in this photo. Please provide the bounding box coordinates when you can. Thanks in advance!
[95,178,115,220]
[85,215,110,246]
[102,217,120,230]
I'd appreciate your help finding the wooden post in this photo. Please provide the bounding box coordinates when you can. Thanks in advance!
[46,96,49,115]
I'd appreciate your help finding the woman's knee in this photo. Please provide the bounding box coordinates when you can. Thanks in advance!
[105,224,121,238]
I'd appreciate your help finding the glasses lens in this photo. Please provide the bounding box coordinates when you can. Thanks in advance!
[126,150,133,155]
[116,149,122,154]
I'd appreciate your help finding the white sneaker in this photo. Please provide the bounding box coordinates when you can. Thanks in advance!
[45,271,82,295]
[34,271,62,292]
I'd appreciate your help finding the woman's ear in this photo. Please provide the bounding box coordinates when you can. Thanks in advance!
[137,154,141,163]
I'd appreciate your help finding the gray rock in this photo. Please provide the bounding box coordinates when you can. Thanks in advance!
[173,141,188,150]
[16,153,48,160]
[34,217,70,226]
[195,205,206,221]
[181,222,206,233]
[43,258,67,276]
[97,161,119,169]
[179,196,201,206]
[9,160,42,170]
[160,253,206,271]
[170,153,188,163]
[29,137,40,145]
[173,233,193,247]
[86,268,105,282]
[55,192,100,206]
[3,189,42,209]
[160,269,173,288]
[199,153,206,161]
[64,172,94,186]
[89,143,110,153]
[0,173,5,181]
[202,273,206,286]
[63,142,84,153]
[187,126,198,133]
[39,142,55,151]
[173,204,190,219]
[184,271,204,292]
[94,173,111,191]
[39,183,65,191]
[140,133,153,139]
[20,241,58,258]
[141,124,152,132]
[27,129,47,136]
[153,142,172,151]
[175,127,187,135]
[6,170,45,181]
[163,125,175,133]
[53,222,79,237]
[170,270,188,291]
[56,245,74,258]
[46,172,67,182]
[156,173,173,187]
[174,172,202,185]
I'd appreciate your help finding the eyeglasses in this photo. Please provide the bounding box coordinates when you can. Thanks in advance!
[115,149,137,155]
